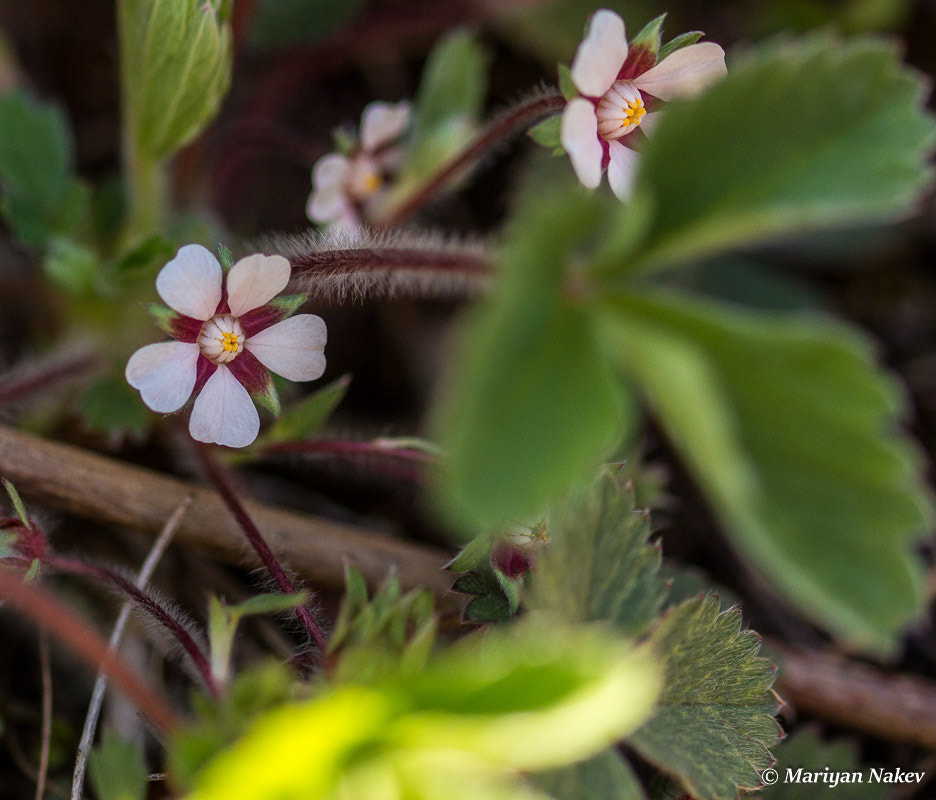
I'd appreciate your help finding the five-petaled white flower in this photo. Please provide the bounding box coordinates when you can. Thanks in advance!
[126,245,327,448]
[307,100,411,230]
[561,9,726,200]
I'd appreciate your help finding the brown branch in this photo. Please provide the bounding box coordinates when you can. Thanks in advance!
[0,424,454,604]
[0,354,100,407]
[771,641,936,750]
[377,90,565,230]
[0,567,180,735]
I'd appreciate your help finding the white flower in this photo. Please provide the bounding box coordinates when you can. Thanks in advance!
[560,9,726,200]
[307,100,411,230]
[126,245,327,448]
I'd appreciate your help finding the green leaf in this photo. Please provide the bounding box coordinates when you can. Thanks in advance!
[413,29,487,135]
[43,237,99,295]
[88,731,147,800]
[0,90,86,246]
[228,591,308,619]
[249,0,365,50]
[628,596,781,800]
[528,115,561,149]
[447,531,495,573]
[529,470,666,636]
[626,35,935,272]
[78,374,149,439]
[536,749,646,800]
[3,479,30,528]
[259,374,350,445]
[602,290,933,650]
[765,730,889,800]
[434,176,627,532]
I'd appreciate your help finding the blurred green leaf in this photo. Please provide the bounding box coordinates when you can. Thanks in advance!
[528,115,561,149]
[628,596,781,800]
[529,470,666,636]
[0,90,86,246]
[602,290,933,651]
[766,730,888,799]
[3,479,30,528]
[625,35,935,272]
[250,0,364,50]
[536,749,646,800]
[229,592,308,618]
[88,732,147,800]
[258,374,350,446]
[79,374,149,439]
[434,179,628,532]
[656,30,703,61]
[43,237,99,295]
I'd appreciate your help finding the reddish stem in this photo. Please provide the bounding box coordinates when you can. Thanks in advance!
[377,90,565,229]
[263,438,435,484]
[193,444,328,652]
[0,567,180,735]
[0,354,99,407]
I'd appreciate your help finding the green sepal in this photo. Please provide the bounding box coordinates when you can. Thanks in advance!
[446,531,495,573]
[260,374,350,446]
[493,566,523,615]
[333,127,357,156]
[558,64,578,100]
[629,13,666,61]
[251,373,281,417]
[218,243,234,271]
[658,31,704,62]
[265,293,308,321]
[145,303,179,337]
[528,116,561,150]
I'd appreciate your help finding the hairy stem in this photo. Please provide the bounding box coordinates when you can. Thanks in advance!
[263,438,436,484]
[71,497,190,800]
[0,567,180,735]
[193,444,328,652]
[378,89,565,229]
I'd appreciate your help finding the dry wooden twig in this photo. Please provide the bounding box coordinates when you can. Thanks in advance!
[771,642,936,751]
[0,424,453,601]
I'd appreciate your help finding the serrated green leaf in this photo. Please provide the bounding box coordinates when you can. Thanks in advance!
[656,30,703,61]
[88,731,147,800]
[766,730,888,800]
[528,115,562,149]
[433,177,628,533]
[464,591,512,623]
[79,374,149,439]
[259,374,350,445]
[628,596,780,800]
[602,290,933,650]
[536,749,646,800]
[529,471,666,636]
[625,35,935,272]
[0,90,86,246]
[249,0,364,50]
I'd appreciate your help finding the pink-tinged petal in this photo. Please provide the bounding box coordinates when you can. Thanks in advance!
[307,185,354,225]
[245,314,327,382]
[360,101,411,152]
[570,9,628,97]
[561,99,604,190]
[188,365,260,448]
[226,254,291,317]
[156,245,223,321]
[607,140,640,201]
[312,153,351,190]
[634,42,727,101]
[639,110,662,137]
[125,341,199,413]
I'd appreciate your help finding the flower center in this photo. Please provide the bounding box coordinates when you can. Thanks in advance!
[198,314,245,365]
[596,81,646,141]
[347,156,382,201]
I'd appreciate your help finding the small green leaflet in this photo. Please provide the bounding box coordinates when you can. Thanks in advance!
[602,290,933,651]
[535,749,646,800]
[88,732,147,800]
[621,35,935,272]
[628,596,781,800]
[256,374,351,447]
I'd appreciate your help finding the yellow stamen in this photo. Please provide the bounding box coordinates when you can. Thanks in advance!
[624,98,646,126]
[221,331,240,353]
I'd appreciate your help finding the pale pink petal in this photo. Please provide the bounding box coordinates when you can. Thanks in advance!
[312,153,351,190]
[570,9,628,97]
[188,365,260,448]
[226,254,291,316]
[560,99,603,190]
[634,42,727,101]
[156,245,223,321]
[360,101,411,152]
[307,186,355,225]
[639,110,662,137]
[245,314,327,382]
[607,141,640,201]
[125,341,199,413]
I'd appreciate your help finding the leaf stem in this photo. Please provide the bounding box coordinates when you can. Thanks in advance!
[0,566,180,736]
[193,443,328,652]
[377,89,565,229]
